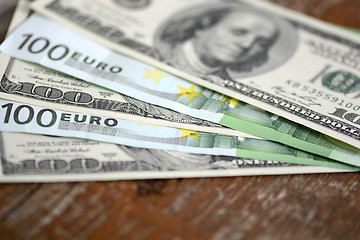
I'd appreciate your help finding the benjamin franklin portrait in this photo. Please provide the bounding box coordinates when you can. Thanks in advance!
[154,2,298,85]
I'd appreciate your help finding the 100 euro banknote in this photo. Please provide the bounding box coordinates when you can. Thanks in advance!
[0,99,357,170]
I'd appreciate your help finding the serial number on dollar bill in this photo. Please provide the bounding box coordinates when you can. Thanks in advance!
[285,80,360,111]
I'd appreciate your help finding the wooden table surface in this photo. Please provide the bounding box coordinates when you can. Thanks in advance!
[1,0,360,239]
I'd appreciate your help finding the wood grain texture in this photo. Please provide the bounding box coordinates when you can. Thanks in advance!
[0,0,18,41]
[1,0,360,239]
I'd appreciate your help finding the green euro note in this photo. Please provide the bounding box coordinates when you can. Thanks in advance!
[0,99,357,170]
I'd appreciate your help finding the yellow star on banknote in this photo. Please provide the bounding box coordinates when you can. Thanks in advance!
[138,122,158,128]
[179,129,200,141]
[219,95,238,107]
[176,85,203,103]
[142,68,170,84]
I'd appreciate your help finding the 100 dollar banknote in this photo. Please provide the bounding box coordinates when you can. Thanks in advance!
[2,132,355,182]
[0,99,357,170]
[1,15,359,166]
[29,0,360,149]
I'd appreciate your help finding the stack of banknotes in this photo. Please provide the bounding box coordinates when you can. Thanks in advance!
[0,0,359,182]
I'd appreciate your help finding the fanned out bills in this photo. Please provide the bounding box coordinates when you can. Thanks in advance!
[1,14,360,167]
[28,0,360,150]
[0,0,358,183]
